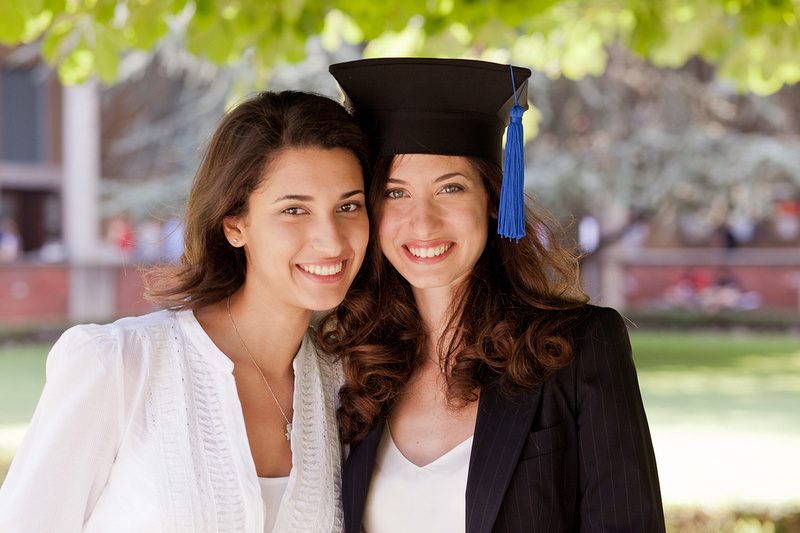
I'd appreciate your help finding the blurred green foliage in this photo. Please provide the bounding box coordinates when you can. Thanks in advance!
[626,309,800,332]
[0,0,798,93]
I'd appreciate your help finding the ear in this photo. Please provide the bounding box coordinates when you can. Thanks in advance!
[223,216,245,247]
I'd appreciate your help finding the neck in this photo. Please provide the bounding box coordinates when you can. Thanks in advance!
[225,281,312,377]
[412,285,460,351]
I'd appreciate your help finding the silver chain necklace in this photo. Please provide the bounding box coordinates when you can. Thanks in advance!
[226,295,292,441]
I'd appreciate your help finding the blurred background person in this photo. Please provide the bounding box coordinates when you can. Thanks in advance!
[0,218,21,262]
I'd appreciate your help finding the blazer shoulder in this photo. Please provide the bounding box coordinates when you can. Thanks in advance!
[562,304,630,345]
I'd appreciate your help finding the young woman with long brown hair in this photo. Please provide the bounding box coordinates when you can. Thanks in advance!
[324,58,665,532]
[0,91,369,532]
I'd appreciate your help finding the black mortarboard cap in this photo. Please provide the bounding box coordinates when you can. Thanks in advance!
[329,58,531,167]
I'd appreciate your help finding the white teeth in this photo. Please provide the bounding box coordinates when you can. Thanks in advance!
[408,243,451,258]
[300,262,343,276]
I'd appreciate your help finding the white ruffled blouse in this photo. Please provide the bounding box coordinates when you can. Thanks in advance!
[0,309,344,533]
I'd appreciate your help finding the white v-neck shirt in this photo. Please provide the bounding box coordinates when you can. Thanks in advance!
[363,425,473,533]
[259,476,290,533]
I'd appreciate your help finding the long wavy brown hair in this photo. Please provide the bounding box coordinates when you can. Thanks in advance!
[143,91,370,309]
[318,155,589,443]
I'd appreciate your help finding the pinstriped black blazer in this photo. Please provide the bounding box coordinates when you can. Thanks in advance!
[342,306,665,532]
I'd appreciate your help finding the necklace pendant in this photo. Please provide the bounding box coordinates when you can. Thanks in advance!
[285,422,292,441]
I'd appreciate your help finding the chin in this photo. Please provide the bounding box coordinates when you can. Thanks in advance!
[397,275,445,291]
[303,292,349,312]
[397,267,470,292]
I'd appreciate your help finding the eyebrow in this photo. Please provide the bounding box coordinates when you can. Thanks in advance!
[340,189,365,199]
[273,189,365,203]
[387,172,468,185]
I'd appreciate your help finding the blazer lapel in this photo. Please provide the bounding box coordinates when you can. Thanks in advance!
[465,384,542,533]
[342,421,383,533]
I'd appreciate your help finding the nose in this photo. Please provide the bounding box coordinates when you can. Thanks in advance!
[311,214,346,256]
[409,197,443,235]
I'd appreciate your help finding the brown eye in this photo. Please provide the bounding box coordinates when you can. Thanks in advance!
[338,202,362,213]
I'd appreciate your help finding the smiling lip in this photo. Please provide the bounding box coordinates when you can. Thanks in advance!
[402,241,456,264]
[295,258,349,284]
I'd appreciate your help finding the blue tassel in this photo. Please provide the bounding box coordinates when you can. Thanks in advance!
[497,66,526,241]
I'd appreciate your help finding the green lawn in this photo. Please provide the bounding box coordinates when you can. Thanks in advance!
[0,344,47,484]
[0,344,47,425]
[1,332,799,531]
[629,331,800,531]
[631,332,800,433]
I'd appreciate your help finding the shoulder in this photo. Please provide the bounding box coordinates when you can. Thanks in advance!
[557,305,637,382]
[566,305,630,344]
[62,309,177,339]
[48,309,178,375]
[584,305,628,339]
[107,308,180,335]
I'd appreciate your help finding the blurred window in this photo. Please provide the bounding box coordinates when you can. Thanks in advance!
[1,66,48,162]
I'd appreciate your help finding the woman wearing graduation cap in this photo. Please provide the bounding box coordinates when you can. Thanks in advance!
[321,59,665,532]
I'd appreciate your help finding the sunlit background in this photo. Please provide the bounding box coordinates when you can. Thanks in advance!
[1,2,799,531]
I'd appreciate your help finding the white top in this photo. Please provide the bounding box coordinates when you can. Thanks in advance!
[0,309,345,533]
[259,476,290,533]
[363,426,473,533]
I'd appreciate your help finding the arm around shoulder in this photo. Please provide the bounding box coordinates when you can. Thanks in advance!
[0,324,126,533]
[574,307,665,532]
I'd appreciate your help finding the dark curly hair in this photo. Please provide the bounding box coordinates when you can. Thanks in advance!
[318,155,589,444]
[143,90,370,309]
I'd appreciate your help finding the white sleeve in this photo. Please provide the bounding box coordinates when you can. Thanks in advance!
[0,324,125,533]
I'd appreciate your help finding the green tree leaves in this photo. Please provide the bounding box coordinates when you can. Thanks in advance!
[1,0,798,93]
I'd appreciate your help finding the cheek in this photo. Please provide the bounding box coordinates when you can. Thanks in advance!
[270,224,299,244]
[376,213,396,250]
[377,229,392,258]
[463,206,489,247]
[471,202,490,233]
[350,217,370,252]
[259,225,303,258]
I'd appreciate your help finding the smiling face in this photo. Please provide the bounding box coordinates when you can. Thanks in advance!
[378,154,489,293]
[225,146,369,312]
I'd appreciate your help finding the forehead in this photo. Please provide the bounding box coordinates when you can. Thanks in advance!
[259,147,364,194]
[389,154,478,183]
